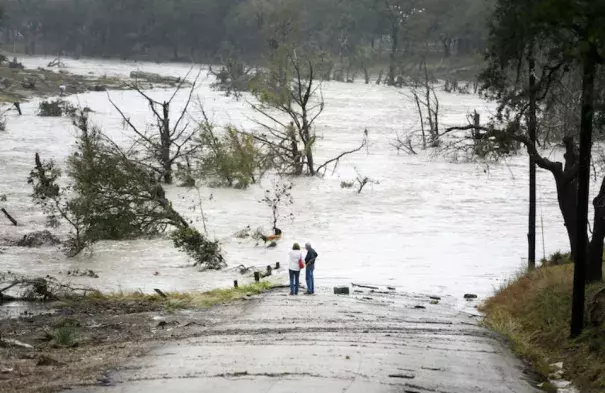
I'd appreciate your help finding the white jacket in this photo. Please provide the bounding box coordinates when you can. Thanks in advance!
[288,250,303,271]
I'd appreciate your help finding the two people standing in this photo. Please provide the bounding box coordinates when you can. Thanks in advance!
[287,243,318,295]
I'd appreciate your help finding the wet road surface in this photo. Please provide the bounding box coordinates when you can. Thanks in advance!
[67,289,539,393]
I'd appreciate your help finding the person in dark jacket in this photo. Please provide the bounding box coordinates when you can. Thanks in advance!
[304,243,318,295]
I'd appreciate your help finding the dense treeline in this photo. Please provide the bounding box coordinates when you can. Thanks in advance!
[0,0,491,63]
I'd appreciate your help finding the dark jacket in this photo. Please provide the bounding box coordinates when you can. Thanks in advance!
[305,248,318,266]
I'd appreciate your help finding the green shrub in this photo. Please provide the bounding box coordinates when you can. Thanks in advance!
[38,99,76,117]
[53,317,80,329]
[53,327,76,346]
[196,122,270,189]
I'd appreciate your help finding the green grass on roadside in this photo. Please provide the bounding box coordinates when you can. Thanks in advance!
[85,282,273,312]
[480,259,605,392]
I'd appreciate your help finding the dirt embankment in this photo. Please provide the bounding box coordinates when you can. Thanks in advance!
[0,283,272,393]
[0,65,121,104]
[0,57,187,105]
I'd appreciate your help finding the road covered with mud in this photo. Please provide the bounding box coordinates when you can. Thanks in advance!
[66,288,540,393]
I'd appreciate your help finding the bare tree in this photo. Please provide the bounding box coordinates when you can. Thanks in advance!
[249,51,324,176]
[391,132,418,155]
[249,49,367,176]
[341,168,379,194]
[260,179,294,231]
[109,68,202,184]
[402,59,440,148]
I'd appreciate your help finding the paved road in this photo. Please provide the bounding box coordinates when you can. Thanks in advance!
[69,288,539,393]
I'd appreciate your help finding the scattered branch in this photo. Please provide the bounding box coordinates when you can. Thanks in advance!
[316,130,368,176]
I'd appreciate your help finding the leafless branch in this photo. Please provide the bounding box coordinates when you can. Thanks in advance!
[316,131,368,175]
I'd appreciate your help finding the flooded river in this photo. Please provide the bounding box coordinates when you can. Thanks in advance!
[0,56,571,304]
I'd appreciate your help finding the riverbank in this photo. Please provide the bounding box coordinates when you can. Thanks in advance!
[480,259,605,392]
[0,62,121,104]
[0,56,188,105]
[0,282,272,393]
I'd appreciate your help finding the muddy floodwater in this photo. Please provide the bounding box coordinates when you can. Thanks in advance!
[0,56,573,305]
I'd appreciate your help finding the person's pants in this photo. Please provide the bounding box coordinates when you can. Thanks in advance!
[289,269,300,295]
[305,264,315,294]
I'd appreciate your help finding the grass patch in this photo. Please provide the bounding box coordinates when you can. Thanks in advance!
[86,282,273,312]
[53,317,80,329]
[481,258,605,392]
[53,326,76,347]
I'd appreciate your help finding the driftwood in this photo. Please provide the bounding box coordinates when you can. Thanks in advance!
[1,338,33,349]
[154,288,168,298]
[1,208,17,226]
[47,56,65,68]
[228,264,253,275]
[0,275,95,301]
[351,283,379,290]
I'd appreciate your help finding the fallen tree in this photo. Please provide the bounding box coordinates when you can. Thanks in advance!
[0,272,94,301]
[28,109,225,269]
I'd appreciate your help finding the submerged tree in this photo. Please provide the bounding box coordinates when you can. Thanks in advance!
[249,46,367,176]
[260,179,294,230]
[29,109,225,269]
[250,48,327,176]
[191,111,272,189]
[109,69,201,184]
[28,152,87,257]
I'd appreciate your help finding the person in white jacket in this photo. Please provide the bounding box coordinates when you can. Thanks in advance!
[288,243,303,295]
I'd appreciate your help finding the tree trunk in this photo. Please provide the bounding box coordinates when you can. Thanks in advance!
[1,208,18,226]
[556,174,579,260]
[388,25,399,86]
[571,40,597,338]
[415,95,426,150]
[292,142,303,176]
[376,69,383,85]
[305,147,315,176]
[302,121,315,176]
[528,47,537,270]
[172,43,179,61]
[441,37,451,58]
[588,176,605,283]
[161,102,172,184]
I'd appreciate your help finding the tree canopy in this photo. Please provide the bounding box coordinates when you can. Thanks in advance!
[0,0,492,62]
